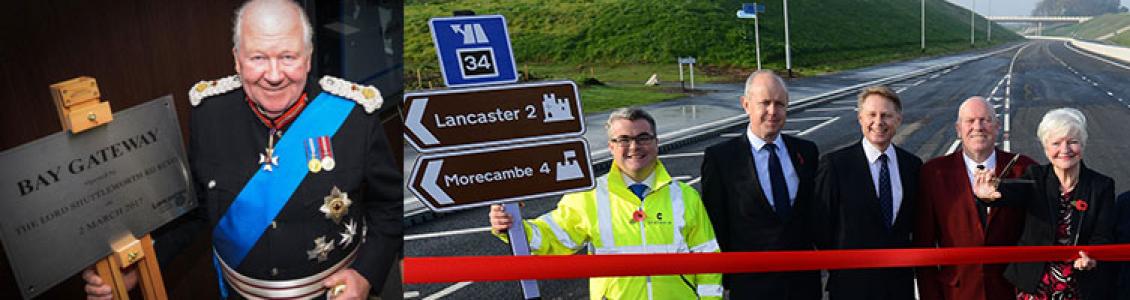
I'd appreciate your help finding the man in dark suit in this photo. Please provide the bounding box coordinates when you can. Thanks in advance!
[814,85,922,300]
[1117,191,1130,300]
[913,97,1035,300]
[701,70,821,299]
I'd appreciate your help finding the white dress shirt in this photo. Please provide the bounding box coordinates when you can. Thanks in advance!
[963,151,997,190]
[964,151,997,214]
[861,138,903,223]
[746,129,799,209]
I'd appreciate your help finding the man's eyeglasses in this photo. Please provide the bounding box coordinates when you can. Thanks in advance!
[610,134,656,146]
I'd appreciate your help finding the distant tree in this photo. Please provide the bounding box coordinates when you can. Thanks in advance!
[1121,6,1128,13]
[1032,0,1120,16]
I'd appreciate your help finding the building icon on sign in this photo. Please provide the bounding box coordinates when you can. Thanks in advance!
[541,93,574,123]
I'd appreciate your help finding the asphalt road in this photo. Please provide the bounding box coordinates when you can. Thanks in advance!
[402,39,1130,299]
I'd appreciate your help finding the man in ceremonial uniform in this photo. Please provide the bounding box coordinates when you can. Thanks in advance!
[488,108,723,300]
[82,0,401,299]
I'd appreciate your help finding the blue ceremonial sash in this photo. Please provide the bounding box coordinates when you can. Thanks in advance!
[212,93,354,267]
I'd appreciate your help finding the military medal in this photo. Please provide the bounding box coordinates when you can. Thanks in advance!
[338,218,357,248]
[306,236,335,263]
[306,138,322,173]
[258,129,280,172]
[321,186,352,224]
[319,136,336,171]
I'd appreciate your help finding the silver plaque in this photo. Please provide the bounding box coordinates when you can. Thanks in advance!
[0,95,195,299]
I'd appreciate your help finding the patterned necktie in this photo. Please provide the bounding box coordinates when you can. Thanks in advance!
[629,183,648,200]
[765,143,791,220]
[878,153,893,229]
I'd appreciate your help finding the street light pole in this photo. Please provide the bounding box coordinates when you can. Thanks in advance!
[970,0,975,47]
[987,0,992,42]
[784,0,793,78]
[921,0,925,51]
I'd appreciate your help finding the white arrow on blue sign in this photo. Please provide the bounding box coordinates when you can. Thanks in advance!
[429,15,520,88]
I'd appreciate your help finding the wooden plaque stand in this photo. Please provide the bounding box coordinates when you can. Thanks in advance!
[49,77,167,299]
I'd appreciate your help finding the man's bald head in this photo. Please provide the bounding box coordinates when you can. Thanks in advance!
[233,0,313,54]
[741,70,789,141]
[956,96,1000,160]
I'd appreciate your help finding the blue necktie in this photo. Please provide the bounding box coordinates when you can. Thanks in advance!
[765,143,791,220]
[878,153,893,229]
[629,183,648,200]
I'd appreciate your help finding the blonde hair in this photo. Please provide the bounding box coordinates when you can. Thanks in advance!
[857,85,902,112]
[1036,108,1087,148]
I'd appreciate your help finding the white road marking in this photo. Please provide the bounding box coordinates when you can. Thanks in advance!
[913,79,928,86]
[806,106,855,112]
[687,176,703,186]
[895,87,908,93]
[783,129,800,135]
[405,291,421,298]
[424,282,474,300]
[1063,41,1130,71]
[659,152,704,159]
[720,132,741,137]
[672,175,693,181]
[929,73,941,79]
[946,139,962,154]
[789,116,835,122]
[405,226,492,241]
[798,116,841,136]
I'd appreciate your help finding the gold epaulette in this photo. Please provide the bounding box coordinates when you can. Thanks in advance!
[318,76,382,114]
[188,75,241,107]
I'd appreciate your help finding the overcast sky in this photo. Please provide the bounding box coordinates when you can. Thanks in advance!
[948,0,1130,16]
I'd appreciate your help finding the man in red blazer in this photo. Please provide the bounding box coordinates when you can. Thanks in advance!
[914,97,1035,300]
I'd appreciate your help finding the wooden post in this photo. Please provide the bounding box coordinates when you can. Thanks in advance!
[50,77,167,299]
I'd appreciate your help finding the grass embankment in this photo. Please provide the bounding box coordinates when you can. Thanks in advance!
[1044,13,1130,47]
[406,0,1022,113]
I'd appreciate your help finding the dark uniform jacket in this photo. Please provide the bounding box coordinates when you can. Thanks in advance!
[165,78,401,295]
[813,141,922,300]
[701,133,821,300]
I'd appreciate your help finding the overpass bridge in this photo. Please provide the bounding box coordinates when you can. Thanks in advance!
[987,16,1092,23]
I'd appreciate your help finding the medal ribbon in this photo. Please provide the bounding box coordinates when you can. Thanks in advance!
[214,92,353,268]
[319,136,333,161]
[247,93,309,130]
[307,138,320,163]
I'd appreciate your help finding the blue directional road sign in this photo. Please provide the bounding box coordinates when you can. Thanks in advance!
[429,15,519,88]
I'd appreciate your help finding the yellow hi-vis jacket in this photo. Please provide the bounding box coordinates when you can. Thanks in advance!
[496,160,723,300]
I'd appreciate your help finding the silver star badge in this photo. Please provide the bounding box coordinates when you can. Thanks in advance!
[338,219,357,248]
[306,236,335,262]
[320,186,353,224]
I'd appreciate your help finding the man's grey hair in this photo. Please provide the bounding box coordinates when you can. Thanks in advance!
[743,70,788,97]
[955,96,999,125]
[1036,107,1088,148]
[605,107,657,138]
[232,0,314,53]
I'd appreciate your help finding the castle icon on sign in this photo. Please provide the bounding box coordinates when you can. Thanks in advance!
[555,150,583,181]
[541,93,574,123]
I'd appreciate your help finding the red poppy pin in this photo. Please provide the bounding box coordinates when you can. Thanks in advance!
[632,210,646,223]
[1073,199,1088,212]
[795,153,804,166]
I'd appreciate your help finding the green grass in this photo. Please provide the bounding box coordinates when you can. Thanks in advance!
[405,0,1022,112]
[1044,13,1130,39]
[580,84,685,113]
[1112,30,1130,47]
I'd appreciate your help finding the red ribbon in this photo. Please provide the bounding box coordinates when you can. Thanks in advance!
[403,244,1130,284]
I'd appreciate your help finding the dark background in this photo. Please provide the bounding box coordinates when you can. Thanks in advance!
[0,0,404,298]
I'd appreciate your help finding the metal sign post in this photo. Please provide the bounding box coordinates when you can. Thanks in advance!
[503,203,541,299]
[737,4,765,70]
[783,0,793,78]
[677,57,696,91]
